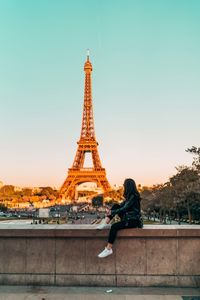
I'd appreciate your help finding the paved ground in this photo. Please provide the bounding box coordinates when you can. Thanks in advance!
[0,286,199,300]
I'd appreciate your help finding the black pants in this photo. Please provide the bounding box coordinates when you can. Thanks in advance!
[107,204,141,244]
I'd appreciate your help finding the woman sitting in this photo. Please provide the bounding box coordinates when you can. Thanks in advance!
[98,178,143,258]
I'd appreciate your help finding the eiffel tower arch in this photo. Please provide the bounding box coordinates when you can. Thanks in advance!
[59,53,111,200]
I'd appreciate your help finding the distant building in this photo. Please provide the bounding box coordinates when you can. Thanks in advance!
[0,181,3,189]
[71,206,78,213]
[14,186,42,194]
[32,187,42,194]
[14,186,22,192]
[76,182,103,201]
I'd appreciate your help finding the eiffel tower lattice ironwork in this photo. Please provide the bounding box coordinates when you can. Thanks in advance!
[60,53,111,200]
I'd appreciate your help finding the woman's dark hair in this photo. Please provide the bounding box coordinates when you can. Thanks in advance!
[123,178,141,200]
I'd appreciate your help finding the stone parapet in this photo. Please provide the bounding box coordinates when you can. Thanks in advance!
[0,225,199,287]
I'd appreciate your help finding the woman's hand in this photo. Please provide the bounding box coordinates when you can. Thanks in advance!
[105,207,111,216]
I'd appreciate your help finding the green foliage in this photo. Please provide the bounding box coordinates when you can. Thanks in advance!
[186,146,200,169]
[0,203,8,212]
[141,146,200,223]
[0,185,15,196]
[22,188,32,197]
[33,187,58,199]
[92,195,103,207]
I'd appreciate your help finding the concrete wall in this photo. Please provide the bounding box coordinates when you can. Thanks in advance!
[0,225,199,287]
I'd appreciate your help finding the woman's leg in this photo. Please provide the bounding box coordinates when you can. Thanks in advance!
[97,204,122,228]
[107,219,141,249]
[107,220,127,248]
[106,204,121,223]
[126,219,142,228]
[98,219,140,257]
[98,221,126,257]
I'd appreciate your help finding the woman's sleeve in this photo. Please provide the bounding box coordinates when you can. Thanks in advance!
[110,195,135,216]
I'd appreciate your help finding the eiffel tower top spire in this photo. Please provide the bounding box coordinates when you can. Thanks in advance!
[84,49,92,71]
[80,50,95,140]
[87,48,90,60]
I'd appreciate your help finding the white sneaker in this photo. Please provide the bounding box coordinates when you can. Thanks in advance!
[96,223,111,230]
[98,247,113,258]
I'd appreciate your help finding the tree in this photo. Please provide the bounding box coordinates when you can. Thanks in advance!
[140,184,164,221]
[103,187,123,201]
[0,203,7,212]
[92,195,103,208]
[22,188,32,197]
[186,146,200,171]
[0,185,15,196]
[35,187,58,199]
[169,166,200,223]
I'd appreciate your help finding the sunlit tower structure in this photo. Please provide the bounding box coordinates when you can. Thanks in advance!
[60,52,111,200]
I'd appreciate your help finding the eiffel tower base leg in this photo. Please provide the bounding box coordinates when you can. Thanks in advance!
[60,169,110,200]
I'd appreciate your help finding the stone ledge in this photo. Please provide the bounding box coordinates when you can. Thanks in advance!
[0,225,199,287]
[0,224,199,238]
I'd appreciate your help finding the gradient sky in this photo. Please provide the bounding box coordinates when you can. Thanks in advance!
[0,0,200,188]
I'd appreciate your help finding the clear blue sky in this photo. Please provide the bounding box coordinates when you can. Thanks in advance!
[0,0,200,188]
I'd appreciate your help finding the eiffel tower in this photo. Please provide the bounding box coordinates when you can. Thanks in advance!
[60,52,111,200]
